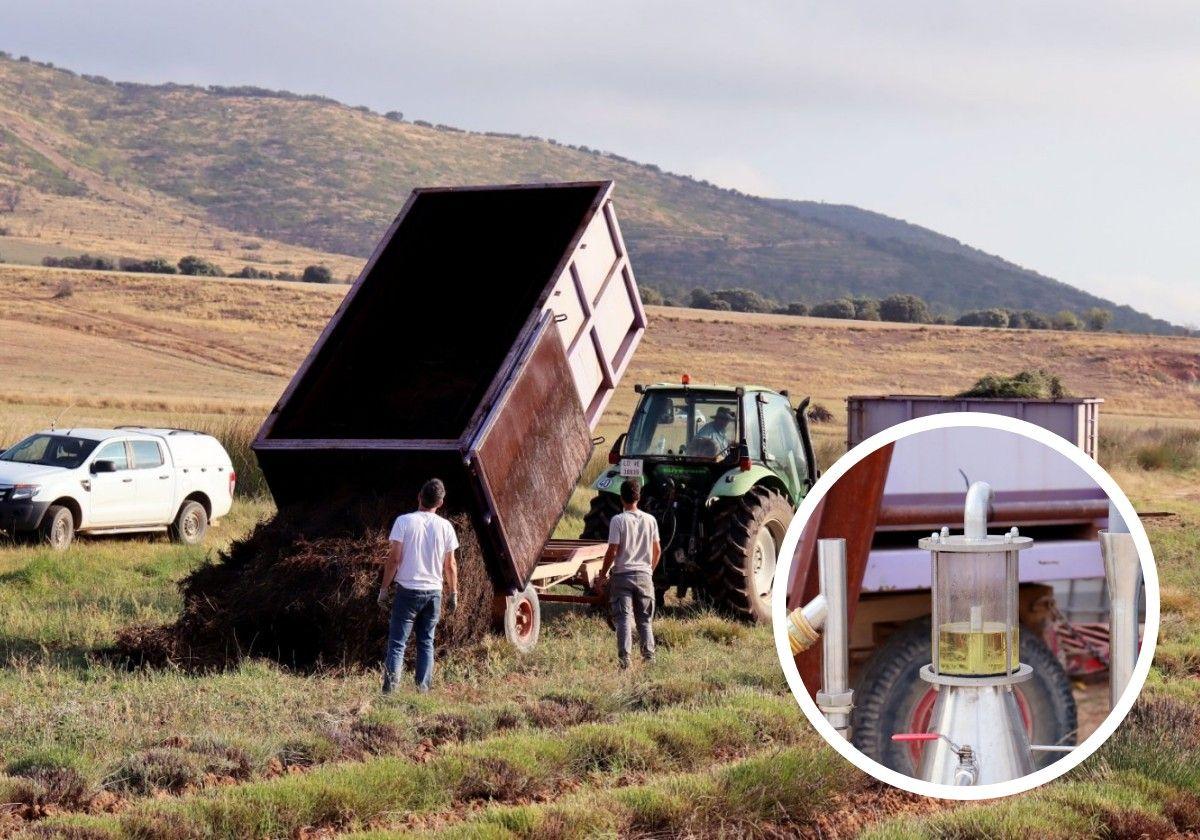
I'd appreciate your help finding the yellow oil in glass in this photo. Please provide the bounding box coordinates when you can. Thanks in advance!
[937,622,1018,675]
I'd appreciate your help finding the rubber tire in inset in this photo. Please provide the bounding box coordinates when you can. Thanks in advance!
[39,504,74,551]
[851,617,1078,775]
[707,486,793,624]
[169,500,208,545]
[580,492,623,541]
[500,584,541,653]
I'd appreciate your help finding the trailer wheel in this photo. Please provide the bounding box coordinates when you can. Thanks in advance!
[852,618,1077,775]
[496,584,541,653]
[39,505,74,551]
[707,486,792,623]
[580,492,623,541]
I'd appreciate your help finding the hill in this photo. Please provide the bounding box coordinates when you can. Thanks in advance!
[0,52,1176,334]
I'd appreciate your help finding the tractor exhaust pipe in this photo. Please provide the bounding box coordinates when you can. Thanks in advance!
[1101,502,1141,709]
[786,539,852,738]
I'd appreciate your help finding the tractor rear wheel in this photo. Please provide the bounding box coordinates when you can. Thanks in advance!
[707,486,792,624]
[581,492,623,541]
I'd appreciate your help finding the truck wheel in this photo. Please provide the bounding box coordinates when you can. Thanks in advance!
[580,492,623,541]
[708,486,792,624]
[39,505,74,551]
[169,500,208,545]
[494,584,541,653]
[852,618,1077,775]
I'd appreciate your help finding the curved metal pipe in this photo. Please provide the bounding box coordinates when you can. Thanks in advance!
[964,481,994,540]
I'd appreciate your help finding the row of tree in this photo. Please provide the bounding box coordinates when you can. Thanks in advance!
[38,254,339,283]
[639,286,1116,332]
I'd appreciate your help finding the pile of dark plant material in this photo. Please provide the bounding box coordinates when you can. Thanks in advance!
[116,496,494,672]
[956,368,1067,400]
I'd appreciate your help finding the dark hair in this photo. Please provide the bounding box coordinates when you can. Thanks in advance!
[620,478,641,505]
[419,478,446,508]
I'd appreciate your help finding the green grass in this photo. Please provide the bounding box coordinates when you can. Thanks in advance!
[345,743,859,839]
[1099,425,1200,474]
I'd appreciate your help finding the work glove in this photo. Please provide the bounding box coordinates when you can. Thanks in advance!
[446,591,458,614]
[377,588,391,611]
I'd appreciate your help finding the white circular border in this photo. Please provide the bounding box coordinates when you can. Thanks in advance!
[771,412,1160,801]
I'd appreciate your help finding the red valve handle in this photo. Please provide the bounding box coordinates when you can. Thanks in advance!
[891,733,939,742]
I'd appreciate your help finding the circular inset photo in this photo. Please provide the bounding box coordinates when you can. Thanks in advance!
[772,413,1158,799]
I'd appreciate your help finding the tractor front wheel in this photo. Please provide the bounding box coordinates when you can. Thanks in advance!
[581,492,623,541]
[708,486,793,623]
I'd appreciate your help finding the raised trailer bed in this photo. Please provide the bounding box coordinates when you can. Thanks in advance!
[253,182,645,649]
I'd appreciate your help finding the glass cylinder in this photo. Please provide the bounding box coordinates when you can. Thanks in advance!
[932,548,1019,676]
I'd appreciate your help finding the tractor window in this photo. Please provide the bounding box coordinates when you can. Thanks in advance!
[626,392,740,459]
[762,393,807,491]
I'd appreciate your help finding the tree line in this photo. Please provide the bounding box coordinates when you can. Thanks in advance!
[36,254,341,283]
[638,286,1117,332]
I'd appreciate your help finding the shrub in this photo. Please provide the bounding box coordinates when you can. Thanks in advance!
[956,308,1010,328]
[119,256,176,274]
[850,297,880,320]
[301,264,334,283]
[777,302,808,316]
[1018,309,1051,329]
[1084,306,1113,331]
[957,369,1067,399]
[1053,310,1081,331]
[178,255,224,276]
[810,298,856,319]
[639,285,665,306]
[52,279,73,299]
[42,253,114,270]
[879,293,931,323]
[709,288,774,313]
[231,266,272,279]
[384,110,404,122]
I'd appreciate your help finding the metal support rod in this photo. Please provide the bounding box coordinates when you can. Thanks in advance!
[1101,522,1141,710]
[815,538,853,738]
[964,481,994,540]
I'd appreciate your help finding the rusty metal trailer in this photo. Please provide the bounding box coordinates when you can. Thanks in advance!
[253,181,645,650]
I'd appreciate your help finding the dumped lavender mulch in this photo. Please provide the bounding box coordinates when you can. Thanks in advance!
[115,498,494,672]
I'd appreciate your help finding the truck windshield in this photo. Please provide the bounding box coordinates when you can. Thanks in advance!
[626,392,739,458]
[0,434,100,469]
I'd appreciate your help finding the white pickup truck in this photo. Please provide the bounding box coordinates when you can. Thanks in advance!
[0,427,235,550]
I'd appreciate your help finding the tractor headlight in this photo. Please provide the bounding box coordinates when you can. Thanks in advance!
[9,484,40,501]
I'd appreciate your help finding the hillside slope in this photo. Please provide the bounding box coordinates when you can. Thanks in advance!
[0,53,1174,333]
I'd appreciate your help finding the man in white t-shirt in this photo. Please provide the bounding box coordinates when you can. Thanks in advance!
[377,478,459,693]
[595,478,661,669]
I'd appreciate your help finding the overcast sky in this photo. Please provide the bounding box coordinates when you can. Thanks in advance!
[3,1,1197,324]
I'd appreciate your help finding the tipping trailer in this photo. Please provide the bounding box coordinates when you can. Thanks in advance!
[791,395,1112,776]
[253,181,645,651]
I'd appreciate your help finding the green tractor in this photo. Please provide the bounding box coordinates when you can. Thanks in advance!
[581,378,819,622]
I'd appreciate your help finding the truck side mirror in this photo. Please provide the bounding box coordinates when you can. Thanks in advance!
[91,460,117,474]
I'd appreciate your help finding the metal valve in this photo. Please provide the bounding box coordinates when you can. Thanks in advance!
[892,733,979,785]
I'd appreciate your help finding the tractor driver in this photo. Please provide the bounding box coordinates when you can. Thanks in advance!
[693,406,736,454]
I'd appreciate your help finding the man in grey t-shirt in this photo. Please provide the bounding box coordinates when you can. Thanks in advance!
[596,478,661,669]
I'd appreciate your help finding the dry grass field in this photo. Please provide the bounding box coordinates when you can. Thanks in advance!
[0,267,1198,838]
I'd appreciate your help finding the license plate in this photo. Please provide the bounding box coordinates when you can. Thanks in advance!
[619,458,643,477]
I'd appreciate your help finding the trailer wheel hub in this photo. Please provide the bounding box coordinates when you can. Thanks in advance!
[514,598,535,640]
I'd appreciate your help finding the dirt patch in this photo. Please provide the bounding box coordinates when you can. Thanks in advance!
[801,781,951,838]
[113,497,494,672]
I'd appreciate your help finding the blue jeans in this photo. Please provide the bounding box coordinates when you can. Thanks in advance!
[383,585,441,692]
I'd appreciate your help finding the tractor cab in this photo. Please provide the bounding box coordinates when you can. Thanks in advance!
[583,377,819,622]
